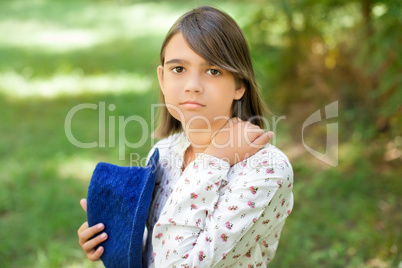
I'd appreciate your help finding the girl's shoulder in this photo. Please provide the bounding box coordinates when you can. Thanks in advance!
[255,143,291,165]
[230,143,293,180]
[146,132,186,161]
[153,132,184,149]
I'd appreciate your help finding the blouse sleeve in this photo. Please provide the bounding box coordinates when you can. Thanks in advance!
[152,150,293,267]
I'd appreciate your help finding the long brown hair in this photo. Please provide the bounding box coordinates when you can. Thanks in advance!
[154,6,269,138]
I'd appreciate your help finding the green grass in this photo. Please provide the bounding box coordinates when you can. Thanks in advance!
[0,0,400,267]
[0,91,159,267]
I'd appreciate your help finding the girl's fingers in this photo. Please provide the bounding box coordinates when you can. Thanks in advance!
[77,199,106,261]
[80,199,87,212]
[266,131,274,141]
[250,131,274,149]
[88,246,104,261]
[78,223,105,244]
[77,221,89,236]
[82,232,108,253]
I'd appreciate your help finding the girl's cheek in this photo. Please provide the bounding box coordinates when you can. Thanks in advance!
[167,107,183,121]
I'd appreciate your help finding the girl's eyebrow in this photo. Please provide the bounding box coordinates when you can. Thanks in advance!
[165,59,189,65]
[165,58,214,67]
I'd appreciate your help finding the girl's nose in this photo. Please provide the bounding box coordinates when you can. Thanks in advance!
[184,73,203,94]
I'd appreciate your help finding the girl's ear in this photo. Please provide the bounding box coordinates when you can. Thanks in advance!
[234,83,245,100]
[157,65,165,95]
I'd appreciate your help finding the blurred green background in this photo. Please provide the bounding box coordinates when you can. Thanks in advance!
[0,0,400,267]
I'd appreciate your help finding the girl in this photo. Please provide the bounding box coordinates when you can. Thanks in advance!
[78,6,293,267]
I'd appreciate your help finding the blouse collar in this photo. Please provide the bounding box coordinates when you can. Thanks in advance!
[171,132,191,158]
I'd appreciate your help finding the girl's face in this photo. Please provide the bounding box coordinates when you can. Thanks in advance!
[157,33,245,131]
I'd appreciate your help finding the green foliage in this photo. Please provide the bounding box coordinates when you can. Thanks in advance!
[0,0,400,267]
[272,156,401,267]
[244,0,401,143]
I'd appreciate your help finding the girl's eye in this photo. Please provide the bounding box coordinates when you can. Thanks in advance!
[172,67,185,73]
[207,69,221,76]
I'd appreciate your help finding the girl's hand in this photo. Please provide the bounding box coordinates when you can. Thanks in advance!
[204,118,274,166]
[77,199,108,261]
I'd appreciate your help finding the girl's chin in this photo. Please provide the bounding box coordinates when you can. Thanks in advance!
[182,120,212,131]
[170,112,210,125]
[169,111,231,130]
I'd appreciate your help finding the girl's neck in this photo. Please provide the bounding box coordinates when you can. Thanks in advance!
[182,118,229,155]
[181,131,213,172]
[185,132,210,154]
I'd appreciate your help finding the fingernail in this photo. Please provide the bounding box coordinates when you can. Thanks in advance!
[97,223,104,230]
[101,233,107,239]
[268,131,274,138]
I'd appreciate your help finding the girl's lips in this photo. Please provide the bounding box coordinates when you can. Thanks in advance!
[180,101,205,109]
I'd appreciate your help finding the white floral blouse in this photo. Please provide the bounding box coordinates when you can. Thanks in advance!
[143,132,294,268]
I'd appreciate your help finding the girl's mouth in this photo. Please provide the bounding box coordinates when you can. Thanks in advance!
[180,101,206,109]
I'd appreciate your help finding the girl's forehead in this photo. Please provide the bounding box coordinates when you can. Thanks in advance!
[164,33,210,65]
[164,33,187,51]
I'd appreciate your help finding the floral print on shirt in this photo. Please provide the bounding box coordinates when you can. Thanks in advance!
[144,133,294,268]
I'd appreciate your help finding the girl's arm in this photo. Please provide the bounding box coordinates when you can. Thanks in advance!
[204,118,274,166]
[152,120,293,267]
[152,151,293,267]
